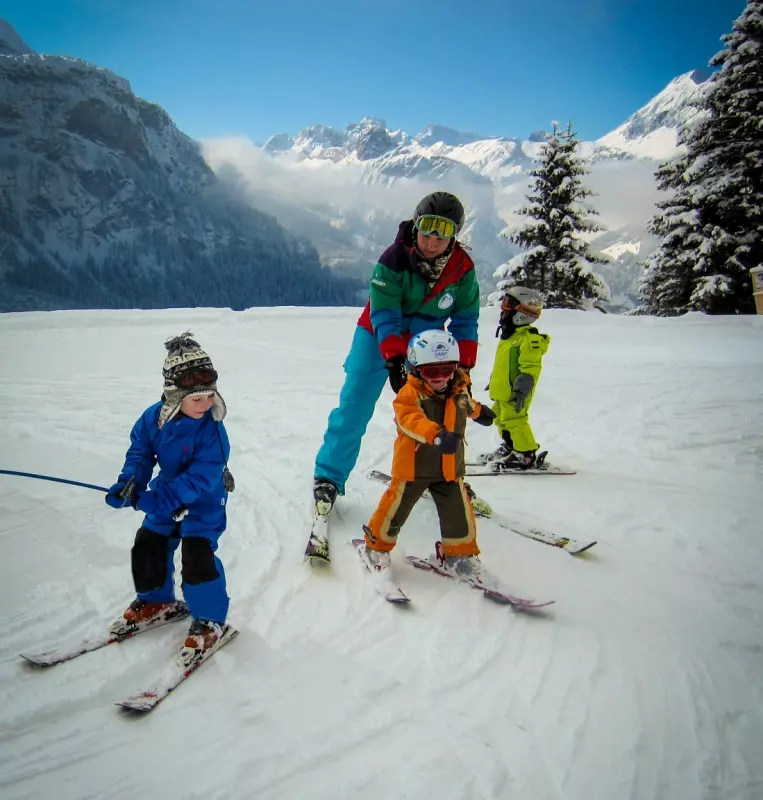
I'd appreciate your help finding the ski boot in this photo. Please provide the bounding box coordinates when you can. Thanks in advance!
[179,619,225,667]
[435,542,497,589]
[491,449,547,472]
[313,477,338,516]
[109,598,188,636]
[363,545,391,572]
[473,442,510,466]
[435,541,484,584]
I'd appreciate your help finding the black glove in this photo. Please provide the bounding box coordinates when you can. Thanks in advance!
[509,373,535,413]
[473,405,496,427]
[385,355,407,394]
[432,429,461,454]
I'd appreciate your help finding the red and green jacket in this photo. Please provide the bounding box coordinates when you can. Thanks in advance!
[356,221,480,367]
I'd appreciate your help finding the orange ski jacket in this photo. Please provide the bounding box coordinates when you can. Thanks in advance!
[390,369,487,482]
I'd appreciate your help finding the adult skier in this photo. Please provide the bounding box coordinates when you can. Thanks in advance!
[313,191,480,513]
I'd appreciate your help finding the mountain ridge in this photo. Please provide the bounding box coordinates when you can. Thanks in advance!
[0,19,361,312]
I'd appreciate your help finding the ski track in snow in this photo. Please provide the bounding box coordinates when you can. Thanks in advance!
[0,307,762,800]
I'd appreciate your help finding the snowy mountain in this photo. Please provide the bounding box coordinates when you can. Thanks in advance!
[596,69,712,159]
[206,70,713,309]
[0,19,360,312]
[256,69,712,182]
[2,306,762,799]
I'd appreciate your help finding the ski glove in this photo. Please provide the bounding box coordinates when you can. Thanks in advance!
[509,373,535,413]
[432,429,461,454]
[385,355,407,394]
[473,405,496,427]
[104,477,136,509]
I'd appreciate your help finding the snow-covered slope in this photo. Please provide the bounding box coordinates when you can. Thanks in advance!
[1,307,762,799]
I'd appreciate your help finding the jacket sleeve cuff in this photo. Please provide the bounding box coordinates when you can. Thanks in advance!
[457,339,478,368]
[380,334,408,361]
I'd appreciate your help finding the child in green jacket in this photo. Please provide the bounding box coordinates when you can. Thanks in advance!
[477,287,550,470]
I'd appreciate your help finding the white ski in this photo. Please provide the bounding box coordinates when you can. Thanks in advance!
[406,551,554,611]
[20,603,190,667]
[351,538,410,604]
[116,625,238,713]
[305,505,331,564]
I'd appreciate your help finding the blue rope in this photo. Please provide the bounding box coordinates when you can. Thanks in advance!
[0,469,108,493]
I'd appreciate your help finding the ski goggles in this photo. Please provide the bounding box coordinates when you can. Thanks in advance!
[414,214,458,239]
[501,296,541,319]
[419,362,458,381]
[174,368,218,389]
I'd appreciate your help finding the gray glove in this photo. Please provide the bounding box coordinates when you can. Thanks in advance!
[509,373,535,412]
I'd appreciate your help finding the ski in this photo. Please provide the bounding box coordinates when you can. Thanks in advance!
[305,502,332,564]
[406,554,554,611]
[20,602,190,667]
[116,625,239,713]
[465,465,576,476]
[496,523,596,555]
[366,469,494,515]
[466,450,575,475]
[351,538,410,604]
[366,470,595,555]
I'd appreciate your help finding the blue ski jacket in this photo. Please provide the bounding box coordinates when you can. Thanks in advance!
[116,401,230,535]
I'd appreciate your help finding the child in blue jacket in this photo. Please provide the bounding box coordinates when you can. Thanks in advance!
[105,332,233,665]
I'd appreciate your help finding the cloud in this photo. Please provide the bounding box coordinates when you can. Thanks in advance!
[586,159,662,232]
[201,136,429,220]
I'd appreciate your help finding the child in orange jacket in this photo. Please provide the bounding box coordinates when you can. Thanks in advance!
[361,329,495,582]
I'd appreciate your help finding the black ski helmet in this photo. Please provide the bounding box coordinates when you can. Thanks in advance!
[413,192,465,235]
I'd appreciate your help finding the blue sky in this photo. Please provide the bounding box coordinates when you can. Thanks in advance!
[2,0,745,143]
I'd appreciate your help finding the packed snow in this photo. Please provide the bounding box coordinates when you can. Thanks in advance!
[0,306,762,800]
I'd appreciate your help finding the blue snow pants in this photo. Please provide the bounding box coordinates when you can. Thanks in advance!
[136,515,229,625]
[314,325,389,494]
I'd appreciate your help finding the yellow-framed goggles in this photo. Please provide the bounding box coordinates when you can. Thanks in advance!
[414,214,458,239]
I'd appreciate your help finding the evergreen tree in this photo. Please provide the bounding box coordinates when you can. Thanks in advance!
[496,122,610,309]
[640,0,762,315]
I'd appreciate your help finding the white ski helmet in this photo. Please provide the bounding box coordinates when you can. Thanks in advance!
[407,329,460,370]
[501,286,543,327]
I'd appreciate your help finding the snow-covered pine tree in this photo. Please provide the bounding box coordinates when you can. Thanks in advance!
[496,122,610,309]
[640,0,762,315]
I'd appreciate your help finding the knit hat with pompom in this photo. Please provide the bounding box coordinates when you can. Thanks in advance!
[158,332,226,429]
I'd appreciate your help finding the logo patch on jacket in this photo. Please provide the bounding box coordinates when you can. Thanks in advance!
[437,293,455,309]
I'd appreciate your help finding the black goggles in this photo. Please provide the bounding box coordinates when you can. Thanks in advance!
[174,368,218,389]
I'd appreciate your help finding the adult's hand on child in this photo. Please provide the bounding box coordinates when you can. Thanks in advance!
[509,373,535,413]
[432,429,461,454]
[385,355,407,394]
[473,405,496,427]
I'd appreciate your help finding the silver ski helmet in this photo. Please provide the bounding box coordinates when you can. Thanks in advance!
[501,287,543,327]
[406,329,460,387]
[407,329,460,369]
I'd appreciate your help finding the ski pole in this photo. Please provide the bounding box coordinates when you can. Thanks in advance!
[0,470,186,520]
[0,469,110,493]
